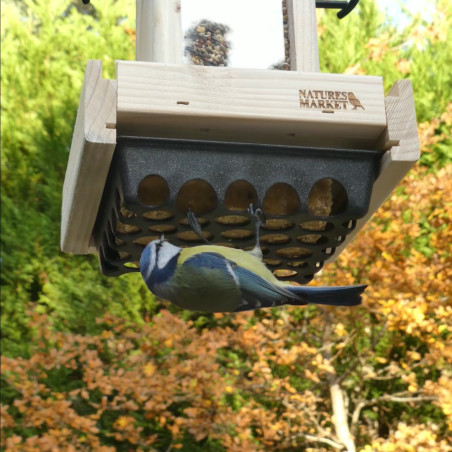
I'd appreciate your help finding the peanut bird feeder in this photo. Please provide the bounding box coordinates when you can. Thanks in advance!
[61,0,420,284]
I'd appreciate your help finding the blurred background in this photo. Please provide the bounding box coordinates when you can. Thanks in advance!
[1,0,451,450]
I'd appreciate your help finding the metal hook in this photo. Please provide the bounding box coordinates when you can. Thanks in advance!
[82,0,359,19]
[316,0,359,19]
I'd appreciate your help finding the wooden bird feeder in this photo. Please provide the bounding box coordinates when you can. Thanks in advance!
[61,0,420,284]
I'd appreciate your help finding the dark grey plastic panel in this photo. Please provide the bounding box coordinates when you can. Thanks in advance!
[93,136,381,284]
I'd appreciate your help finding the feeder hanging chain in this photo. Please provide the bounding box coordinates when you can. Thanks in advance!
[81,0,359,19]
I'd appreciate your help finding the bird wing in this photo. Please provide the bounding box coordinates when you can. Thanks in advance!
[181,251,306,312]
[179,252,242,312]
[231,265,306,311]
[182,252,236,275]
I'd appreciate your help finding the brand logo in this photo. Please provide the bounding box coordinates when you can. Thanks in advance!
[299,90,365,113]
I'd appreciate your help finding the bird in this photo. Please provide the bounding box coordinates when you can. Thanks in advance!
[139,238,366,313]
[348,92,365,110]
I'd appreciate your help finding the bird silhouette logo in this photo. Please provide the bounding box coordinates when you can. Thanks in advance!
[348,92,365,110]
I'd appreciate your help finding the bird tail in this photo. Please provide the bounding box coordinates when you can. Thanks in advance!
[287,285,366,307]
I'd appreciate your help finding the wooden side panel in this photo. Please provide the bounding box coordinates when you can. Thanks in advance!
[287,0,320,72]
[329,80,420,260]
[116,61,386,149]
[61,60,117,254]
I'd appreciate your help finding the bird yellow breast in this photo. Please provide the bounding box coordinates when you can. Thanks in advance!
[179,245,282,285]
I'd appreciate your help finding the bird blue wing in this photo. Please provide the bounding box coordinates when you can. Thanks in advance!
[183,252,236,274]
[232,265,306,312]
[177,252,242,312]
[182,252,306,312]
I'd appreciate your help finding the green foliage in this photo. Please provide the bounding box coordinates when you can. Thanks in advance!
[0,0,154,356]
[318,0,385,73]
[1,0,452,450]
[319,0,452,123]
[418,106,452,168]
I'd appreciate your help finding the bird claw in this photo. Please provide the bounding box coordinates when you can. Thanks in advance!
[248,204,264,260]
[248,204,265,227]
[187,205,265,253]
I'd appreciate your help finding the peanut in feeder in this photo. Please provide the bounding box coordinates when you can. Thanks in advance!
[61,0,420,286]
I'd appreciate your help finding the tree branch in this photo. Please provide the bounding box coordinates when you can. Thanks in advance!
[377,394,437,403]
[304,434,345,449]
[351,400,367,432]
[351,393,438,432]
[322,308,356,452]
[329,380,356,452]
[336,355,359,384]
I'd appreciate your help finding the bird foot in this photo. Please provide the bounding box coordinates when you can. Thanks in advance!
[247,204,265,260]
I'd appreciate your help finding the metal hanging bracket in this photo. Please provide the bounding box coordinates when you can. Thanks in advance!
[316,0,359,19]
[82,0,359,19]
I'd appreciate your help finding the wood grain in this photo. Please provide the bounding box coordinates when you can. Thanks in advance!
[329,80,420,260]
[61,60,117,254]
[287,0,320,72]
[136,0,182,64]
[116,61,386,149]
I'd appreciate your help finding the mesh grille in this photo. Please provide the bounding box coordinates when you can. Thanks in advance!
[93,137,381,284]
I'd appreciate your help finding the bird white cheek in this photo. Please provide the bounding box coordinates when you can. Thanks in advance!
[157,244,181,270]
[142,248,156,281]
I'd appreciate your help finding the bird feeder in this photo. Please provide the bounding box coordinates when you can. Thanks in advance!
[61,0,420,284]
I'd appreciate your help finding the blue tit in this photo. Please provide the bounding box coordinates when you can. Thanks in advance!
[139,238,366,313]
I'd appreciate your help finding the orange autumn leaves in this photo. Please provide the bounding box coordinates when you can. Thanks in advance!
[2,311,228,450]
[1,107,451,451]
[2,105,452,449]
[2,0,451,449]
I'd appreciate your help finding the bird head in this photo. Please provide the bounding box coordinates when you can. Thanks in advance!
[140,238,181,289]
